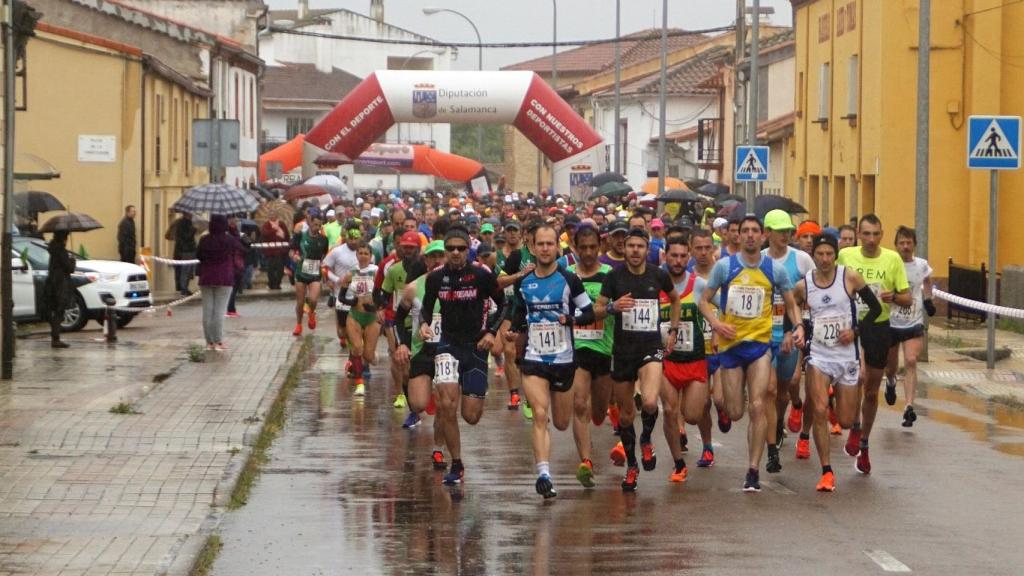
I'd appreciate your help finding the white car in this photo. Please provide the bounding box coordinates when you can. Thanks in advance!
[13,236,152,331]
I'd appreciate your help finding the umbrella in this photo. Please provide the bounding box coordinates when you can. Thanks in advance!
[590,171,627,188]
[697,183,731,197]
[172,183,259,215]
[163,214,209,239]
[641,177,687,194]
[685,178,711,191]
[592,181,633,199]
[253,199,294,228]
[263,181,291,190]
[714,194,746,207]
[38,212,103,233]
[716,196,810,221]
[284,184,329,203]
[251,185,277,201]
[314,152,352,167]
[658,188,699,203]
[14,190,65,214]
[239,218,259,233]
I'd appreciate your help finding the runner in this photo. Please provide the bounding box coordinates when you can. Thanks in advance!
[838,225,857,250]
[507,224,595,499]
[794,234,881,491]
[566,225,615,488]
[689,229,729,470]
[595,228,681,492]
[336,242,380,396]
[497,221,536,414]
[837,214,912,474]
[698,215,804,492]
[718,219,741,259]
[380,231,425,414]
[659,236,709,482]
[795,221,822,254]
[762,210,815,474]
[885,226,935,427]
[599,220,629,269]
[322,222,361,345]
[419,226,506,485]
[289,209,329,337]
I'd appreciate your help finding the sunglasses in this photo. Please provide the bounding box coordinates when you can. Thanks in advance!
[445,245,468,253]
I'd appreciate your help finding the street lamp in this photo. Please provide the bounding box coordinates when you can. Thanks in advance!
[423,7,484,163]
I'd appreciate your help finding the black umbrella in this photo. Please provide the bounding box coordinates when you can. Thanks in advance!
[716,196,810,221]
[38,212,103,233]
[685,178,711,191]
[697,183,731,197]
[590,171,627,188]
[14,190,65,214]
[658,188,699,203]
[592,181,632,199]
[713,194,746,208]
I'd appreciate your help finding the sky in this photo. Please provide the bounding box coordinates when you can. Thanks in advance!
[266,0,794,70]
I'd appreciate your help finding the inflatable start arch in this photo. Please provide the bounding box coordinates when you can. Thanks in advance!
[302,70,604,194]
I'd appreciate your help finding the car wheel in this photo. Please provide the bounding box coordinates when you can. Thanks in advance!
[61,293,88,332]
[115,312,136,328]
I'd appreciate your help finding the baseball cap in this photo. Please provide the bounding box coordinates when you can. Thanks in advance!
[712,217,729,230]
[504,220,522,231]
[424,240,445,255]
[370,207,382,218]
[325,209,336,217]
[399,231,420,247]
[764,209,795,231]
[346,228,362,239]
[822,226,840,240]
[677,216,694,230]
[650,218,665,230]
[608,220,629,235]
[796,221,823,237]
[626,228,650,243]
[480,223,495,234]
[476,243,494,257]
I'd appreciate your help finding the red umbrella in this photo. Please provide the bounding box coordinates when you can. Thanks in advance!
[283,184,328,203]
[314,152,352,167]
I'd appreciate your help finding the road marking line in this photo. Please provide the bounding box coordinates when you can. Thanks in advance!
[865,550,911,572]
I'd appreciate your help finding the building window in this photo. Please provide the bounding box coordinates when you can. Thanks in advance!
[234,73,240,122]
[818,62,831,122]
[287,117,314,140]
[171,97,179,162]
[185,100,192,176]
[757,64,769,122]
[797,71,804,117]
[847,55,859,117]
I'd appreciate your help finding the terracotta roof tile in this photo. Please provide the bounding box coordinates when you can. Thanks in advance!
[597,46,729,97]
[263,63,363,103]
[502,28,706,74]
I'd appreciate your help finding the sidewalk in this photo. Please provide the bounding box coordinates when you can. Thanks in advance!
[920,320,1024,402]
[0,299,304,576]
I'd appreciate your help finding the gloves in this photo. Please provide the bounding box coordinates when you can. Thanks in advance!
[923,298,936,317]
[327,294,337,309]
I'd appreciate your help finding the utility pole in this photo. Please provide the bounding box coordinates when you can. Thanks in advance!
[915,0,930,260]
[656,0,668,196]
[2,0,17,379]
[550,0,557,194]
[745,0,761,206]
[613,0,621,174]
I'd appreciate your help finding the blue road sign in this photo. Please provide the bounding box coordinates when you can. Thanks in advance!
[968,116,1020,170]
[735,145,770,181]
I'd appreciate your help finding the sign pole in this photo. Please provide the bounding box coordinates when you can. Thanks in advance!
[987,168,998,369]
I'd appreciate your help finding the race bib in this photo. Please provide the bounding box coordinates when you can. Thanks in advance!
[726,286,765,319]
[427,313,442,344]
[574,319,605,341]
[433,353,459,385]
[813,314,849,347]
[622,299,658,332]
[529,321,569,355]
[856,283,882,316]
[351,274,374,298]
[301,259,321,276]
[702,308,716,341]
[892,300,919,323]
[772,293,785,327]
[662,322,695,352]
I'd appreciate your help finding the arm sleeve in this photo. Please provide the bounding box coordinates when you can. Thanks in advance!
[510,278,527,333]
[857,285,883,326]
[393,301,413,347]
[504,250,522,275]
[420,272,439,327]
[569,273,595,326]
[486,269,505,335]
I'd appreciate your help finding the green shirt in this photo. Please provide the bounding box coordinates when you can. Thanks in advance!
[568,263,614,356]
[323,221,342,248]
[383,261,411,326]
[837,246,910,323]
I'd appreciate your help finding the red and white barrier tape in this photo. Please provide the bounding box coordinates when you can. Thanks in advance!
[933,288,1024,320]
[105,290,202,314]
[141,242,292,267]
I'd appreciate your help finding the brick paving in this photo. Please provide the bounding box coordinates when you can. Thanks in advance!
[0,299,303,576]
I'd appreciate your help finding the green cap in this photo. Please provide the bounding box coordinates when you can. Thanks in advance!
[480,223,495,234]
[425,240,445,255]
[763,209,795,231]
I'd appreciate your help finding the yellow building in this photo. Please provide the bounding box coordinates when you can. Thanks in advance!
[792,0,1024,276]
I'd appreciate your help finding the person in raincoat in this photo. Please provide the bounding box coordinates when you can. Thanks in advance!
[44,231,75,348]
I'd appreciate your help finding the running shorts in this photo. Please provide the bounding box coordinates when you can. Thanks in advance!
[663,359,708,390]
[520,360,575,393]
[890,324,925,345]
[611,349,664,383]
[859,321,891,370]
[707,354,720,376]
[718,341,771,371]
[575,347,611,378]
[409,352,435,381]
[436,341,489,398]
[775,348,799,384]
[808,357,860,387]
[348,309,376,328]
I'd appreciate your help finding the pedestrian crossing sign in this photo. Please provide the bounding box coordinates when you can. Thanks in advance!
[735,146,770,181]
[968,116,1020,170]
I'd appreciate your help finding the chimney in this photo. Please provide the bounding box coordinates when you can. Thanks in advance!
[297,0,309,20]
[370,0,384,23]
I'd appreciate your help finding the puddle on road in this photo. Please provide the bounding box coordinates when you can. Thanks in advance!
[910,381,1024,457]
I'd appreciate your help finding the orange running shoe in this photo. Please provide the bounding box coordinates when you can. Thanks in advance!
[795,438,811,459]
[292,323,302,336]
[787,405,803,433]
[669,465,688,483]
[507,391,521,410]
[608,405,621,429]
[845,428,862,457]
[641,442,657,471]
[308,311,317,330]
[621,466,639,492]
[431,450,446,470]
[816,471,836,492]
[609,441,626,467]
[426,395,437,416]
[831,423,842,435]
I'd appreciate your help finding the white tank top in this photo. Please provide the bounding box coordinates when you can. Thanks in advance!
[806,266,858,364]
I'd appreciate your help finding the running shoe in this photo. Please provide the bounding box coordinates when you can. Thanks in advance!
[443,461,464,485]
[717,407,732,433]
[845,428,862,457]
[621,466,639,492]
[576,459,595,488]
[697,448,715,468]
[609,442,626,467]
[225,311,240,318]
[353,381,366,397]
[669,464,688,483]
[495,364,505,378]
[743,470,761,493]
[608,405,620,429]
[884,374,897,406]
[292,323,302,336]
[855,448,871,474]
[307,312,317,330]
[774,427,786,451]
[831,423,843,435]
[535,474,557,499]
[787,405,803,434]
[641,442,657,471]
[401,412,421,429]
[679,428,688,453]
[393,393,408,409]
[766,451,782,474]
[507,391,521,410]
[521,400,533,421]
[816,471,836,492]
[902,405,917,428]
[426,395,437,416]
[431,450,446,470]
[795,438,811,460]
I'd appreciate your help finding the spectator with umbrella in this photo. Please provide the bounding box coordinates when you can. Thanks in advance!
[197,214,244,351]
[38,212,103,348]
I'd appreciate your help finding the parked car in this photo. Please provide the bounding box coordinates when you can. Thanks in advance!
[12,237,152,331]
[10,253,93,331]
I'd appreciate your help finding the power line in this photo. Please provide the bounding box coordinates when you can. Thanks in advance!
[963,0,1024,18]
[266,25,736,50]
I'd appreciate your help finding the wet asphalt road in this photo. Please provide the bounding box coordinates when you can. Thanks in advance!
[214,333,1024,576]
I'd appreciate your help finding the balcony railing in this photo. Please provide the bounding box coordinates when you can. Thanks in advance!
[697,117,723,168]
